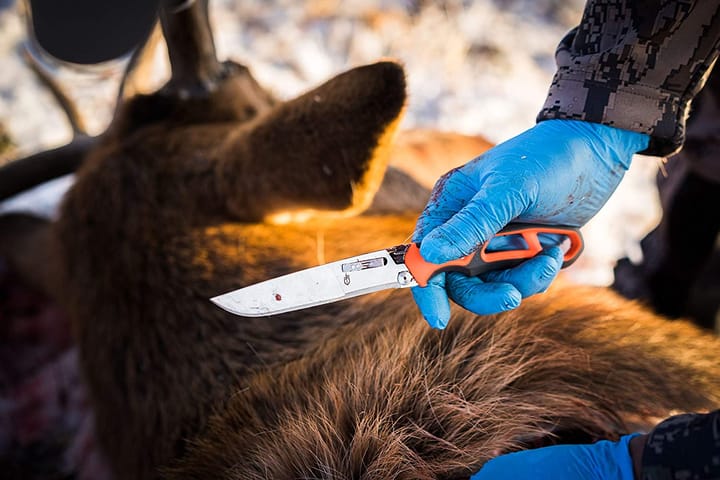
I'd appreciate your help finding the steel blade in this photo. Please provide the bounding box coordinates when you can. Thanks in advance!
[211,246,416,317]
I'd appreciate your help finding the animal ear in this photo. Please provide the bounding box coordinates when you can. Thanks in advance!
[0,213,57,296]
[221,61,407,222]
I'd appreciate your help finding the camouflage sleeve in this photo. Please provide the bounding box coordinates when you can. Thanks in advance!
[537,1,720,157]
[641,409,720,479]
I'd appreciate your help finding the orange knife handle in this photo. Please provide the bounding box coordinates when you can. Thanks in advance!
[405,223,583,287]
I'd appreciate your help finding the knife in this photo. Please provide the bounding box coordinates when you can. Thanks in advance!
[211,222,584,317]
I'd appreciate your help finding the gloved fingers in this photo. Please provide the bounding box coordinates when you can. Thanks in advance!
[446,273,522,315]
[470,448,548,479]
[413,167,479,242]
[411,273,451,329]
[481,245,564,297]
[470,432,643,480]
[418,177,533,264]
[410,241,553,327]
[410,251,552,326]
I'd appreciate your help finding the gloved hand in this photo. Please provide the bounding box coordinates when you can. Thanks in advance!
[412,119,649,328]
[471,434,641,480]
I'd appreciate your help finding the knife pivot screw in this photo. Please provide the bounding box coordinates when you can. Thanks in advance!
[344,273,351,285]
[397,271,413,286]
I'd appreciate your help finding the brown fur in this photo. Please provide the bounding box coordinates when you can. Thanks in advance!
[389,129,494,189]
[2,3,719,479]
[167,284,720,480]
[47,59,407,480]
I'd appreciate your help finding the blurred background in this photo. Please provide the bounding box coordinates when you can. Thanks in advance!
[0,0,663,285]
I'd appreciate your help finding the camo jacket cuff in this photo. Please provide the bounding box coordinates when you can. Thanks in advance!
[537,1,720,158]
[641,409,720,480]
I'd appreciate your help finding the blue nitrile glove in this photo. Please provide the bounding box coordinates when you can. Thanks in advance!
[471,434,641,480]
[412,119,649,328]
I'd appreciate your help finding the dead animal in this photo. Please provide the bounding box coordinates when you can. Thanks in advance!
[0,1,718,479]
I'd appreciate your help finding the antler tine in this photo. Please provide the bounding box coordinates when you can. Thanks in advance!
[1,2,165,202]
[158,0,224,96]
[0,44,98,202]
[21,44,90,138]
[0,136,96,201]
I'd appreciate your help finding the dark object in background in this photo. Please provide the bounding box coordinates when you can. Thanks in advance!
[28,0,159,64]
[613,70,720,331]
[0,0,164,201]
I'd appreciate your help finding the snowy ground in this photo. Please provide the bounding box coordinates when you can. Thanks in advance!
[0,0,663,285]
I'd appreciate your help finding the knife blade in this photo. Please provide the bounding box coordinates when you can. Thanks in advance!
[211,223,583,317]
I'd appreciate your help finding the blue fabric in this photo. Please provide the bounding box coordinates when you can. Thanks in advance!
[412,119,649,328]
[470,434,641,480]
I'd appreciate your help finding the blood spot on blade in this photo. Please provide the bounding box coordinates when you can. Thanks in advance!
[274,293,282,301]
